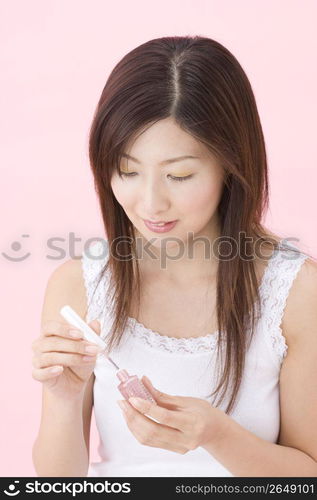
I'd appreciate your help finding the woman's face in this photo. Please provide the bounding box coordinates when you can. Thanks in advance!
[110,117,225,250]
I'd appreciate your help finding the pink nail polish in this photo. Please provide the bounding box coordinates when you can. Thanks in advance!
[59,306,156,407]
[116,369,156,404]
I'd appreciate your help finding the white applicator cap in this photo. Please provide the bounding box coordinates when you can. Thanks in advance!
[60,305,106,349]
[60,305,120,370]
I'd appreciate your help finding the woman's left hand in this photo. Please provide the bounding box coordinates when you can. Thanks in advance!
[117,375,229,455]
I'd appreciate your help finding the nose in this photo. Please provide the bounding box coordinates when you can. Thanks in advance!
[140,176,170,217]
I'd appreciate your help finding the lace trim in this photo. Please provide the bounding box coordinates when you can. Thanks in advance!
[81,239,110,324]
[81,239,308,357]
[259,247,308,364]
[126,317,221,354]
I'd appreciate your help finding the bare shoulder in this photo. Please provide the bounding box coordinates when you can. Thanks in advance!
[277,256,317,463]
[281,256,317,346]
[41,256,87,329]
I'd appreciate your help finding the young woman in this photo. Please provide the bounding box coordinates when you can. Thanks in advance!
[32,35,317,477]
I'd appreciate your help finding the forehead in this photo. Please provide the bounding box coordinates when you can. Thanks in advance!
[123,120,212,163]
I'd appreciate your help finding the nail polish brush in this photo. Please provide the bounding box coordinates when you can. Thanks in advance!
[60,305,156,403]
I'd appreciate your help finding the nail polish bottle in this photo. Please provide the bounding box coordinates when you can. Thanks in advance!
[116,369,156,403]
[59,305,157,405]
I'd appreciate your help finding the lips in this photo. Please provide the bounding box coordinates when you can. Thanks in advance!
[144,219,176,225]
[143,219,178,233]
[145,219,175,226]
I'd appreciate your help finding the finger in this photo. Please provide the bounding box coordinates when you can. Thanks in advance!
[67,319,101,340]
[41,320,84,339]
[34,337,102,356]
[89,319,101,334]
[67,318,101,339]
[127,396,191,432]
[142,376,188,409]
[117,400,187,453]
[40,318,101,340]
[140,376,157,400]
[32,365,63,381]
[32,352,98,369]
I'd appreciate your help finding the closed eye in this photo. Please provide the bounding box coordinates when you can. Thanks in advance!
[169,174,193,182]
[119,171,193,182]
[119,171,138,178]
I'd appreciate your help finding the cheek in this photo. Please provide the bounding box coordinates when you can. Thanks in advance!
[180,177,223,215]
[110,177,135,209]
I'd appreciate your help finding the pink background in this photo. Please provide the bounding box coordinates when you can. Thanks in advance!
[1,0,316,476]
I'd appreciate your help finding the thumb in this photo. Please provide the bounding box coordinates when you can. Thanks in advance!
[142,375,188,409]
[89,319,101,335]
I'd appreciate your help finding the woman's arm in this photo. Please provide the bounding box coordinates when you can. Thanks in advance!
[120,258,317,476]
[32,258,94,477]
[202,414,317,477]
[32,388,89,477]
[202,258,317,476]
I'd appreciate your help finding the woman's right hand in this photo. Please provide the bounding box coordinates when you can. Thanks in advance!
[31,319,103,400]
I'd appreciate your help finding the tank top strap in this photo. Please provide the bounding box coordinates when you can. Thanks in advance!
[81,238,111,325]
[259,242,309,367]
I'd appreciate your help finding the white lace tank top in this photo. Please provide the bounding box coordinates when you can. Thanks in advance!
[81,238,308,477]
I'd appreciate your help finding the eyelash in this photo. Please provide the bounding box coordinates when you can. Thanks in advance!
[119,172,193,182]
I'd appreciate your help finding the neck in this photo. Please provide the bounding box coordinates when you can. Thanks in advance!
[133,216,221,285]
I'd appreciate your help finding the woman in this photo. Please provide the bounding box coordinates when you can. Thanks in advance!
[32,35,317,477]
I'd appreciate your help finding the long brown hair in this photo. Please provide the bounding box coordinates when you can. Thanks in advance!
[86,35,308,414]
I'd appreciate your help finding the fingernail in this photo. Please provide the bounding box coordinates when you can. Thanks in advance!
[83,355,97,361]
[129,397,144,408]
[69,329,82,338]
[50,366,63,373]
[143,375,152,385]
[143,376,157,391]
[84,344,101,354]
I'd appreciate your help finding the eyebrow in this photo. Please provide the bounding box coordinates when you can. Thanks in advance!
[121,153,200,165]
